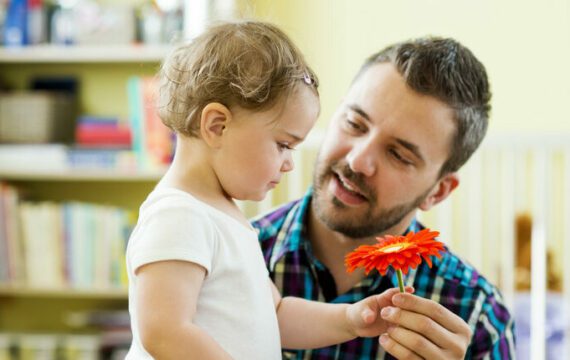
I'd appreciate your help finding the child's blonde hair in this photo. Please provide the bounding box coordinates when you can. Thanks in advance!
[159,20,319,137]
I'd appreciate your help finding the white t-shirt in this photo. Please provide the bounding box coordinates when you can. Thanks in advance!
[125,187,281,359]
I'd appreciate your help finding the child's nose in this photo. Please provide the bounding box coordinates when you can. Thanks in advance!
[281,152,294,172]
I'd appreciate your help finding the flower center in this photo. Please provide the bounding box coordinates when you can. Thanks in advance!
[381,243,407,253]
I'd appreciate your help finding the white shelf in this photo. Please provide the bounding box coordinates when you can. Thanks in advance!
[0,168,165,182]
[0,44,173,63]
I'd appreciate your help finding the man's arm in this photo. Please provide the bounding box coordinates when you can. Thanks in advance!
[468,295,516,359]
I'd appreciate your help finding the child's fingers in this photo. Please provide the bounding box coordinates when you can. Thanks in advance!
[374,286,415,309]
[361,308,376,324]
[360,286,416,325]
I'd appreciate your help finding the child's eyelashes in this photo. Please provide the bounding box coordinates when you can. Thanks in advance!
[277,142,296,151]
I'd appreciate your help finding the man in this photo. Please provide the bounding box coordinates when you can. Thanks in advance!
[252,37,515,359]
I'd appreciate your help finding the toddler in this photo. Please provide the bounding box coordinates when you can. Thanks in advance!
[126,21,409,359]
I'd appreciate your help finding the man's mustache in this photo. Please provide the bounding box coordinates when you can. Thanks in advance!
[330,163,374,201]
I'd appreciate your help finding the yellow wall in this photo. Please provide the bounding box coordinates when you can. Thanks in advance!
[247,0,570,133]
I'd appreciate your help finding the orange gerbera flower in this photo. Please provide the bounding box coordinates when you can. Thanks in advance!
[345,229,445,276]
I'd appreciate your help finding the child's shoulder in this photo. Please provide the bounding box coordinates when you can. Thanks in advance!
[139,187,212,222]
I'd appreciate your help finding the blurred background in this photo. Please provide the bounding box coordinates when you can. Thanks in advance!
[0,0,568,359]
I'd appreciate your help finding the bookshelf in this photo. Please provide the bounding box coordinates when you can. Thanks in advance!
[0,44,168,355]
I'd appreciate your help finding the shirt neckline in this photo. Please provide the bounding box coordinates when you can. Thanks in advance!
[153,186,257,234]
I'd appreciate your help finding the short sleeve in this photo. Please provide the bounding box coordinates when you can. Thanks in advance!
[128,197,216,275]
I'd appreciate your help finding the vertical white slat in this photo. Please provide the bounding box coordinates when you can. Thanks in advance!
[530,149,547,360]
[499,148,515,309]
[434,192,453,246]
[563,147,570,357]
[514,147,528,213]
[484,150,500,284]
[463,151,483,269]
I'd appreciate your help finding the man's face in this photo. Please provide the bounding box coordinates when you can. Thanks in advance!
[312,63,456,238]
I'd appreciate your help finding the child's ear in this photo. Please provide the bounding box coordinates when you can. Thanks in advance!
[199,102,232,148]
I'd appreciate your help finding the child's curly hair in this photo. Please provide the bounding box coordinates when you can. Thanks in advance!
[158,20,319,137]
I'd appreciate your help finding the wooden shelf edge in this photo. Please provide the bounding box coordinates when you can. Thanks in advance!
[0,44,173,63]
[0,168,165,182]
[0,284,128,299]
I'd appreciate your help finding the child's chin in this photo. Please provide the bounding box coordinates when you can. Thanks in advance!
[252,193,267,202]
[237,192,266,203]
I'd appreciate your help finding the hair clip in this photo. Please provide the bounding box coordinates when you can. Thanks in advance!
[303,73,314,85]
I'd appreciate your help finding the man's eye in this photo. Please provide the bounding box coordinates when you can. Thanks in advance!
[390,149,413,165]
[346,118,364,132]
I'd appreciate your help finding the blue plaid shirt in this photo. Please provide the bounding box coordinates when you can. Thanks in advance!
[252,189,515,359]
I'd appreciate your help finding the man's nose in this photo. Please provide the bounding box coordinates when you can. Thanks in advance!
[346,139,376,177]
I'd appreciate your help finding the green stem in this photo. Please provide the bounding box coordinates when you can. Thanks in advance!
[396,269,405,293]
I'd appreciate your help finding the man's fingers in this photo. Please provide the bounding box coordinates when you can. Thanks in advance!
[380,305,455,349]
[392,293,470,335]
[387,325,442,359]
[379,333,423,360]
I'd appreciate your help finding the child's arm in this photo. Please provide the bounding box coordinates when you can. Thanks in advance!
[136,260,232,359]
[271,280,412,349]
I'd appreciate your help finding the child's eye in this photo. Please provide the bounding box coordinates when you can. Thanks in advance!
[277,142,294,151]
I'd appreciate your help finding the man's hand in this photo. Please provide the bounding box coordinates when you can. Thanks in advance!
[345,287,414,339]
[378,293,472,360]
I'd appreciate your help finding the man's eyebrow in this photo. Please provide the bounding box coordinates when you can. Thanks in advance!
[347,104,371,121]
[396,138,425,163]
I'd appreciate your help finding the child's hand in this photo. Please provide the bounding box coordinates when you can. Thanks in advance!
[345,286,414,338]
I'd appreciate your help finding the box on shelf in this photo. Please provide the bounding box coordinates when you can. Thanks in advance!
[0,92,76,143]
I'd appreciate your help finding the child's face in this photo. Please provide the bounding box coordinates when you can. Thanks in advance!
[215,86,319,201]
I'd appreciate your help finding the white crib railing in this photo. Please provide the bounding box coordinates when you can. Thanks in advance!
[241,131,570,360]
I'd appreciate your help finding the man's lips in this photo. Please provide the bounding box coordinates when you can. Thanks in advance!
[328,172,368,206]
[337,173,365,196]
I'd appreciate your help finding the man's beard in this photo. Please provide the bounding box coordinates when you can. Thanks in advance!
[312,160,432,238]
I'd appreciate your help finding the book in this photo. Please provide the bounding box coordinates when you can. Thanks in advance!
[75,115,133,148]
[127,76,173,170]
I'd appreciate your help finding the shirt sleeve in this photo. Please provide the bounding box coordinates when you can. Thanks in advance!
[469,289,516,359]
[129,198,216,275]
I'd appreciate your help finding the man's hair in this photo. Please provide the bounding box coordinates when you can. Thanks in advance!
[158,20,319,137]
[357,37,490,175]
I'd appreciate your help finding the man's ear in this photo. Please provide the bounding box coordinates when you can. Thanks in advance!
[419,172,459,211]
[199,102,232,148]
